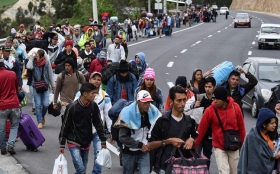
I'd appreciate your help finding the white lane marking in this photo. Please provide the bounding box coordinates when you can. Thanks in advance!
[248,51,252,55]
[217,30,221,33]
[204,38,206,39]
[191,44,195,47]
[128,23,204,47]
[181,49,187,53]
[167,82,175,88]
[225,27,228,29]
[256,35,258,37]
[166,73,169,74]
[252,41,256,45]
[208,35,212,37]
[196,41,201,44]
[174,56,177,57]
[106,142,120,156]
[167,61,174,67]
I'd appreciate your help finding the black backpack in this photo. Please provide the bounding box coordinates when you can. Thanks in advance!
[60,70,82,91]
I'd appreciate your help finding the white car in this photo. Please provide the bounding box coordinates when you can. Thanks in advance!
[211,5,218,10]
[258,23,280,49]
[220,7,229,15]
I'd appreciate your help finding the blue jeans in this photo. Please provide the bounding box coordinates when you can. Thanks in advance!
[92,133,102,174]
[33,88,49,124]
[103,34,107,47]
[122,152,150,174]
[69,146,89,174]
[0,108,21,150]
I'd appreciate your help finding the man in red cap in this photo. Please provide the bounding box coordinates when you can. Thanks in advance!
[54,39,77,74]
[89,18,93,24]
[18,24,26,38]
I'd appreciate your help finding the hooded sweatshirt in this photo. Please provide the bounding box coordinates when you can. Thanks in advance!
[195,97,246,150]
[78,28,94,50]
[237,108,277,174]
[134,52,147,76]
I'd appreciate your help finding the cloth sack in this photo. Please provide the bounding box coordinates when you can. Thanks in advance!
[211,61,235,85]
[96,148,112,169]
[52,154,68,174]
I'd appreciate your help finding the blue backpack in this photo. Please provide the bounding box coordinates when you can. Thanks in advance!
[108,99,133,123]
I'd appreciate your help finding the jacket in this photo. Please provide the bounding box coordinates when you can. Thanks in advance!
[107,43,125,62]
[223,72,258,108]
[47,33,65,63]
[88,59,107,79]
[78,28,94,50]
[54,50,78,70]
[106,72,137,105]
[165,89,194,112]
[117,102,161,154]
[2,55,23,87]
[0,67,20,110]
[195,97,246,150]
[26,57,55,89]
[134,87,164,112]
[59,99,107,148]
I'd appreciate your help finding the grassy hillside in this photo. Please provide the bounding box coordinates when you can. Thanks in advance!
[0,0,18,8]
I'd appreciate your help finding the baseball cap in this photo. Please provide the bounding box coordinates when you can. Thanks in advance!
[89,18,93,21]
[90,72,102,79]
[137,90,153,102]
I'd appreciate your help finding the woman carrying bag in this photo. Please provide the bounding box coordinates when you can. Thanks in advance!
[26,49,55,129]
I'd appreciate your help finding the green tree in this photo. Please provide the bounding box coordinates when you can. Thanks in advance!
[52,0,78,19]
[28,1,33,14]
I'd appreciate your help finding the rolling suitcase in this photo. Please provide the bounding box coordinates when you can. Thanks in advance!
[18,113,45,151]
[266,85,280,114]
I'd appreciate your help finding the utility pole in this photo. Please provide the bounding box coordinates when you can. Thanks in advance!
[176,0,179,11]
[92,0,98,23]
[164,0,167,14]
[148,0,151,12]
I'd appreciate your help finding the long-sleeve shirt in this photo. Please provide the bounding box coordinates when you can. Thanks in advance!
[107,43,125,62]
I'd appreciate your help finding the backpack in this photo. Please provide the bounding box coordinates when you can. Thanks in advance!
[108,99,133,142]
[101,62,139,85]
[60,70,82,91]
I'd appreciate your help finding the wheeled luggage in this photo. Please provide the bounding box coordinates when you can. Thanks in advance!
[266,85,280,114]
[211,61,235,85]
[18,113,45,151]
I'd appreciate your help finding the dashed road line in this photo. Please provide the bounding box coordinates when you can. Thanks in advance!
[248,51,252,56]
[217,30,221,33]
[208,35,212,37]
[196,41,201,44]
[167,82,175,88]
[166,73,169,74]
[167,61,174,67]
[256,35,258,37]
[180,49,187,53]
[225,27,228,29]
[252,41,256,45]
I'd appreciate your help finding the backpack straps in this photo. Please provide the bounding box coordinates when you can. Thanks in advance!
[60,70,81,91]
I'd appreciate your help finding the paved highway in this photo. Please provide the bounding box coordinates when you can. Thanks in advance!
[12,10,280,174]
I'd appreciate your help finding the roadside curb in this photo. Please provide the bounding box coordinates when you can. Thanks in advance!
[0,155,29,174]
[237,9,280,18]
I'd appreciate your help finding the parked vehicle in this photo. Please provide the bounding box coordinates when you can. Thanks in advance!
[240,57,280,118]
[258,23,280,49]
[233,13,251,28]
[211,5,218,10]
[219,7,229,15]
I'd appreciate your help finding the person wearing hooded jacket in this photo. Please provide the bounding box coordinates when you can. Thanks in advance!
[78,27,94,50]
[12,39,26,69]
[237,107,280,174]
[130,52,148,86]
[195,86,246,174]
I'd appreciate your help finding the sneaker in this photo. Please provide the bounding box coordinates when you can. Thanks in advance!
[1,149,7,155]
[7,147,16,155]
[42,117,45,125]
[38,123,43,129]
[32,107,35,112]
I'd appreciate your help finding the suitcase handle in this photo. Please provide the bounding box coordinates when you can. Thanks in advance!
[29,130,37,140]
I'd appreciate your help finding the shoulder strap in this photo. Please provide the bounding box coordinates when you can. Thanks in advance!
[214,107,225,133]
[41,66,45,80]
[60,71,66,91]
[170,116,188,156]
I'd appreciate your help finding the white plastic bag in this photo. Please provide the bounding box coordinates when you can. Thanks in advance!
[22,79,29,93]
[52,154,68,174]
[96,148,112,169]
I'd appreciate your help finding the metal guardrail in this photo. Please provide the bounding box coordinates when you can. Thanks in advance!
[0,38,6,45]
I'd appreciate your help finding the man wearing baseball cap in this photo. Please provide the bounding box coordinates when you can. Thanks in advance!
[115,90,161,174]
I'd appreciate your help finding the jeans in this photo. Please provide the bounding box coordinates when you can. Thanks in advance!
[214,148,239,174]
[69,146,89,174]
[29,86,35,108]
[122,152,150,174]
[103,34,107,47]
[0,108,21,150]
[33,88,49,124]
[92,133,102,174]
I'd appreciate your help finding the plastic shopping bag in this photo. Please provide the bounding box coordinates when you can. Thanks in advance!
[96,148,112,169]
[52,154,68,174]
[22,79,29,93]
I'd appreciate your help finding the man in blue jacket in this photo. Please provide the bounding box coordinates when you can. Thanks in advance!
[106,60,138,105]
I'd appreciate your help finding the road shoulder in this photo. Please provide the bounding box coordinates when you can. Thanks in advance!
[0,155,29,174]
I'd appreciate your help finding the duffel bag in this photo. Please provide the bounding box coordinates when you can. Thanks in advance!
[211,61,235,85]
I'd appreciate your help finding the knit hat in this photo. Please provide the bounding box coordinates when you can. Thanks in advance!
[64,40,73,47]
[118,60,129,73]
[213,86,228,101]
[64,57,74,68]
[11,28,16,34]
[256,108,277,131]
[143,68,156,81]
[175,76,187,88]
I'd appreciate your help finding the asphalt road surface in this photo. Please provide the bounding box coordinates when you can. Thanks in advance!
[12,10,280,174]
